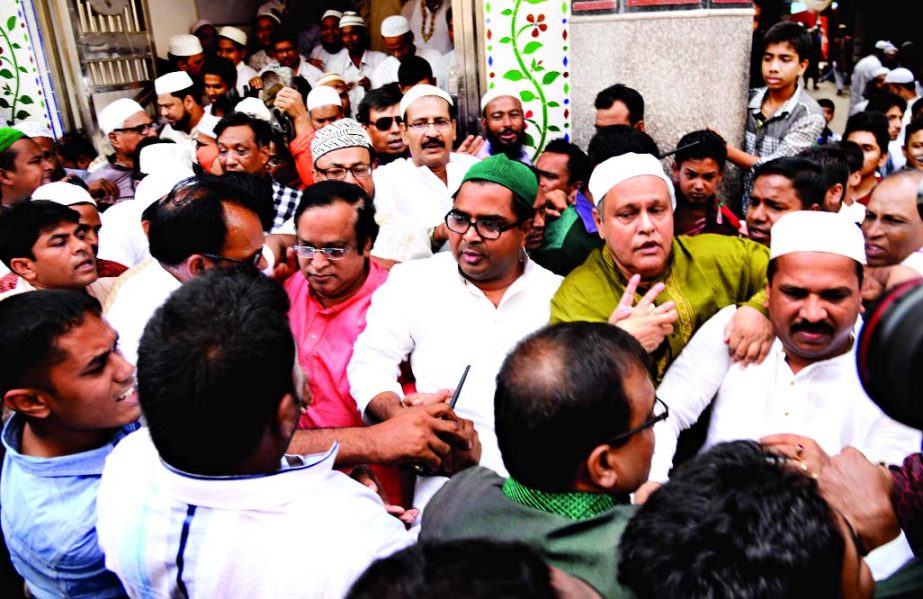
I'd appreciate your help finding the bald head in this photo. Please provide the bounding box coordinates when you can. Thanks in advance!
[862,171,923,266]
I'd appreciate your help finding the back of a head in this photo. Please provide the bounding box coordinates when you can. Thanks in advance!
[835,140,864,174]
[844,111,891,155]
[137,267,294,475]
[203,55,238,88]
[618,440,845,599]
[674,129,728,170]
[866,91,907,116]
[542,138,591,186]
[594,83,644,124]
[587,125,660,167]
[0,200,79,270]
[762,21,811,60]
[398,56,434,88]
[799,144,850,191]
[753,155,826,209]
[56,131,98,165]
[347,540,557,599]
[0,290,101,399]
[495,322,648,491]
[357,83,403,124]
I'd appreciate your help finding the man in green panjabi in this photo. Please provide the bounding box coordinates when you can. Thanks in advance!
[550,152,772,383]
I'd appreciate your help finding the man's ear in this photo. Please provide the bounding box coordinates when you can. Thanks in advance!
[107,131,120,151]
[0,167,12,186]
[183,95,197,114]
[584,444,620,492]
[592,207,605,240]
[185,254,210,277]
[9,257,37,281]
[4,388,52,420]
[635,120,646,133]
[878,150,889,169]
[259,144,272,172]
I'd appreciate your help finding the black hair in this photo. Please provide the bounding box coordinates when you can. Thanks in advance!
[587,124,660,167]
[761,21,812,61]
[294,180,379,249]
[347,540,556,599]
[911,97,923,121]
[398,56,435,88]
[55,131,98,165]
[817,98,836,111]
[904,117,923,148]
[495,322,649,491]
[618,440,846,599]
[446,6,453,23]
[0,200,80,268]
[0,290,101,397]
[674,129,728,170]
[753,156,827,210]
[540,138,591,186]
[835,140,865,173]
[798,144,850,195]
[768,255,863,286]
[168,79,204,106]
[356,83,403,125]
[147,174,267,266]
[214,111,274,148]
[269,27,298,49]
[844,111,891,157]
[138,267,295,475]
[866,91,907,117]
[594,83,644,124]
[203,55,238,88]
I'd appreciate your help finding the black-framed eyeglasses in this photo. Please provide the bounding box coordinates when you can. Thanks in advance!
[202,251,264,267]
[371,116,403,131]
[113,122,157,135]
[315,164,372,180]
[292,244,354,261]
[607,396,669,445]
[445,210,521,241]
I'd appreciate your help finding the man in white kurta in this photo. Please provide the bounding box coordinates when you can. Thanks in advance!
[370,85,479,263]
[328,13,386,113]
[370,16,446,90]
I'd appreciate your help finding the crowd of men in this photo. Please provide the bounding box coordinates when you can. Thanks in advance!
[2,2,923,597]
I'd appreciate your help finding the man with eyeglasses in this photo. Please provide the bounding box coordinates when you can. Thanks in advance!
[357,84,408,166]
[422,321,656,598]
[639,211,919,579]
[104,174,270,366]
[87,99,159,204]
[370,84,480,263]
[349,154,562,512]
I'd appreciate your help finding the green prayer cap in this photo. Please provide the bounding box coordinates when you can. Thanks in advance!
[0,128,26,155]
[457,154,537,212]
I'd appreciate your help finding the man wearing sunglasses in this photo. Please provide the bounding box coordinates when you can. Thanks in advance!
[422,322,656,598]
[357,84,408,166]
[88,99,159,204]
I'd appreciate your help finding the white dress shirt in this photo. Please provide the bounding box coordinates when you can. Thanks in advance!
[348,251,562,506]
[260,57,325,88]
[370,48,447,91]
[370,152,480,262]
[310,46,346,71]
[235,61,259,97]
[327,50,387,112]
[98,200,153,268]
[97,429,412,599]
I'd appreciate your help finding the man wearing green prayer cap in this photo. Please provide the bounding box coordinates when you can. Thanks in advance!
[1,128,54,211]
[348,152,563,512]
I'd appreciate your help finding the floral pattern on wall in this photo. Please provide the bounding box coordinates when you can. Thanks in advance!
[0,0,63,133]
[484,0,570,162]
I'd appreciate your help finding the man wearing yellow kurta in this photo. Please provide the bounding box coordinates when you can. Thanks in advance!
[550,153,771,383]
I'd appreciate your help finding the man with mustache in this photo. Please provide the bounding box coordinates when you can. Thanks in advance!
[475,88,530,164]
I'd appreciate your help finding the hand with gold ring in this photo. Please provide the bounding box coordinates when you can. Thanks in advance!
[760,433,831,480]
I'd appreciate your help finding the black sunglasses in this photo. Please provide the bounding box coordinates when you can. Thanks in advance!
[371,116,403,131]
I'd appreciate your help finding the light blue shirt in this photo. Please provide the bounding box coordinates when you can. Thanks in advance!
[1,414,138,598]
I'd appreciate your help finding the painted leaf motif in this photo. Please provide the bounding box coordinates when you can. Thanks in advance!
[19,95,33,105]
[499,36,512,44]
[523,0,545,4]
[548,125,561,132]
[15,110,30,120]
[522,41,542,55]
[520,90,537,102]
[503,69,525,82]
[524,132,536,147]
[542,72,561,85]
[501,8,513,15]
[547,101,561,107]
[0,98,9,108]
[12,43,21,50]
[0,69,13,79]
[18,67,27,74]
[6,16,16,32]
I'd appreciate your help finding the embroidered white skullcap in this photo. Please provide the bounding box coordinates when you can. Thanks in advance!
[218,26,247,48]
[134,168,195,210]
[13,120,54,140]
[234,97,272,122]
[381,16,411,38]
[399,84,453,118]
[311,118,371,162]
[875,40,892,50]
[339,11,366,29]
[588,152,676,208]
[480,85,521,112]
[770,211,866,264]
[31,182,96,207]
[321,10,343,21]
[169,34,203,57]
[871,66,891,80]
[196,113,221,140]
[316,72,346,87]
[154,71,194,96]
[98,98,146,135]
[885,67,915,84]
[307,86,342,111]
[257,1,284,23]
[139,142,194,175]
[190,19,213,33]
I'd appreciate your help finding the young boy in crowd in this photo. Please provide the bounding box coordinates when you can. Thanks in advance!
[817,98,840,144]
[671,129,743,237]
[902,118,923,171]
[843,111,890,206]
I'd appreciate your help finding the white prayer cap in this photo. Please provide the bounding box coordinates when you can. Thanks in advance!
[134,168,195,210]
[196,113,221,140]
[871,66,890,80]
[316,72,346,87]
[875,40,893,50]
[886,67,915,84]
[169,34,203,57]
[31,182,96,207]
[381,16,411,38]
[480,85,521,112]
[190,19,213,33]
[770,211,866,264]
[218,26,247,48]
[154,71,194,96]
[234,97,272,122]
[321,10,343,21]
[13,120,54,140]
[257,2,282,23]
[588,152,676,208]
[311,118,371,162]
[339,11,366,29]
[98,98,146,135]
[307,86,342,111]
[139,142,194,175]
[399,84,453,118]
